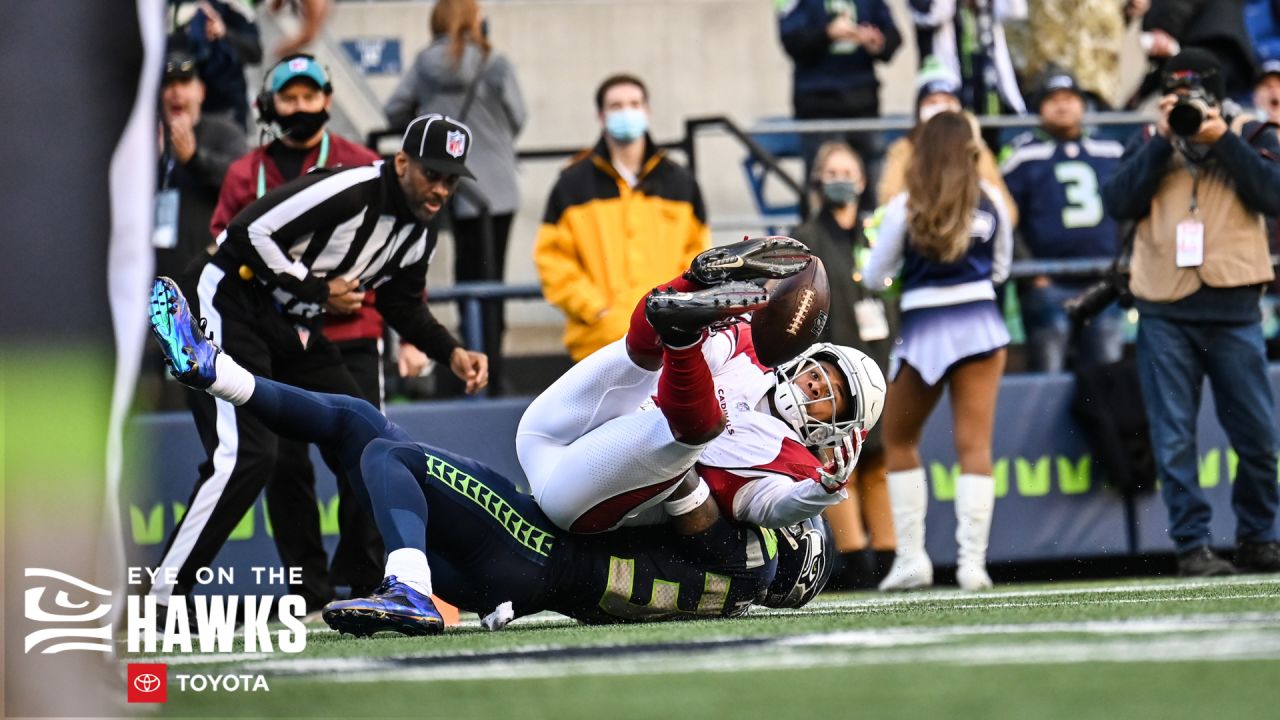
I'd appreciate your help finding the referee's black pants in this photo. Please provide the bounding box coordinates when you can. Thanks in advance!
[149,258,383,610]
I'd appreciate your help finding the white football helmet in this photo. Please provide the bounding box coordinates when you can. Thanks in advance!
[770,343,887,448]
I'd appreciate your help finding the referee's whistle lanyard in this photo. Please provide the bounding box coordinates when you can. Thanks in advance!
[256,131,330,199]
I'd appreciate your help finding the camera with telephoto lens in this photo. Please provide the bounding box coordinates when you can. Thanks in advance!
[1168,86,1214,137]
[1064,277,1124,322]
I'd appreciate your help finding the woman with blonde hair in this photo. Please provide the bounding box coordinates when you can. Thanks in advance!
[385,0,527,393]
[791,140,896,587]
[863,112,1013,592]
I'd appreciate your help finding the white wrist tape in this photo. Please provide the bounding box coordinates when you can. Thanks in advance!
[663,478,711,517]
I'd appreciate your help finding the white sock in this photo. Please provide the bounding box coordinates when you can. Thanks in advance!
[384,548,432,596]
[208,354,255,406]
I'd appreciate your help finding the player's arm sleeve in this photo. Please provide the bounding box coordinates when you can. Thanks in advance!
[733,473,847,528]
[375,251,463,362]
[1211,123,1280,216]
[223,171,371,304]
[778,0,831,63]
[1102,130,1172,221]
[533,182,608,323]
[862,193,908,289]
[984,182,1015,284]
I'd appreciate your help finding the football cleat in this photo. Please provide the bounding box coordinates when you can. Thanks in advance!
[321,575,444,638]
[685,235,812,286]
[149,277,219,390]
[645,281,769,345]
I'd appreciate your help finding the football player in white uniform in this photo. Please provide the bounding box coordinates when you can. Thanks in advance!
[516,237,887,533]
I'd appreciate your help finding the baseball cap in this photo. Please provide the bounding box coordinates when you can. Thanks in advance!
[400,114,476,179]
[163,50,197,83]
[269,55,330,94]
[1035,69,1084,107]
[1162,48,1225,102]
[1258,58,1280,83]
[915,56,961,106]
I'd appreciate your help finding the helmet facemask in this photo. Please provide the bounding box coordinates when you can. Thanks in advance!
[770,350,861,449]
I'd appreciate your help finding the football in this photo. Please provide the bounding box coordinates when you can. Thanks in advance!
[751,256,831,367]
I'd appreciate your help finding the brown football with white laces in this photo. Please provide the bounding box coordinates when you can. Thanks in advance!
[750,256,831,367]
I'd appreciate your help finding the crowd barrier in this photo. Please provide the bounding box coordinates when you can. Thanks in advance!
[121,366,1280,594]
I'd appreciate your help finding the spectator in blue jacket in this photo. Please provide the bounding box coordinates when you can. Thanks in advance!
[778,0,901,206]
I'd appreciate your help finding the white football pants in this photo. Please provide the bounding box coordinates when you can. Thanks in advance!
[515,339,704,532]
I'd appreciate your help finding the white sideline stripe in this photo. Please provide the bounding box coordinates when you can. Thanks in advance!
[232,611,1280,682]
[765,590,1280,617]
[149,264,234,605]
[241,632,1280,684]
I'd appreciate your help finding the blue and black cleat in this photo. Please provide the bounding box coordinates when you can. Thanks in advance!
[149,276,219,390]
[321,576,444,638]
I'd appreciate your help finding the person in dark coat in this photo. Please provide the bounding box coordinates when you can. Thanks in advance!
[790,140,896,587]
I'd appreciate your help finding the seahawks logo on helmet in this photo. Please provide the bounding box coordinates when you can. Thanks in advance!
[761,517,834,609]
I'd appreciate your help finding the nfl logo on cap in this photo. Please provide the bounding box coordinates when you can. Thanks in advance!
[446,130,466,158]
[288,57,310,72]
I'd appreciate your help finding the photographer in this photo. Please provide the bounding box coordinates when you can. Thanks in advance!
[1102,49,1280,576]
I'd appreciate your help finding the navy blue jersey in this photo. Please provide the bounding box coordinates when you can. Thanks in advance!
[412,443,777,624]
[1001,131,1124,261]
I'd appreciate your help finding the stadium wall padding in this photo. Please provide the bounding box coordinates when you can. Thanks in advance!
[122,368,1280,593]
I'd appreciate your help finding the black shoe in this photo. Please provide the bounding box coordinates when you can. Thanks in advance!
[1235,541,1280,573]
[685,236,812,286]
[645,281,769,346]
[1176,546,1238,577]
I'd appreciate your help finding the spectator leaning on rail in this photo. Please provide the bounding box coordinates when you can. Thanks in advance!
[1001,69,1126,373]
[1102,49,1280,577]
[534,74,710,362]
[385,0,527,395]
[776,0,902,204]
[863,112,1014,593]
[790,140,897,588]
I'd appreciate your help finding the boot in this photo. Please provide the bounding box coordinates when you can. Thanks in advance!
[878,469,934,591]
[954,474,995,591]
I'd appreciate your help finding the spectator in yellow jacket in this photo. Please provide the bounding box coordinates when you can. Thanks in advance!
[534,74,711,361]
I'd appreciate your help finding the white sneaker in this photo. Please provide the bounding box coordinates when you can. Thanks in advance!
[878,553,934,591]
[956,563,993,591]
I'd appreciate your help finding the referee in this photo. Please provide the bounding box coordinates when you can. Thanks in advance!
[149,114,488,608]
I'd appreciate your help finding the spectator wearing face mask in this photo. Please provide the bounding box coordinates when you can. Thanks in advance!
[534,74,711,361]
[877,58,1017,225]
[790,141,897,588]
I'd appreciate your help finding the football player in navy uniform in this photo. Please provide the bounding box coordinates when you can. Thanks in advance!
[148,277,832,635]
[1001,69,1127,373]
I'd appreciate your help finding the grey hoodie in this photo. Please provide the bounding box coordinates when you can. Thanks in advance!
[385,37,527,217]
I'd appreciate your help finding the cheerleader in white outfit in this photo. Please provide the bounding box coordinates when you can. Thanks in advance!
[863,112,1013,591]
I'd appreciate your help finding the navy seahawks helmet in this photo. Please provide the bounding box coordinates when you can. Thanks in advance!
[761,517,835,609]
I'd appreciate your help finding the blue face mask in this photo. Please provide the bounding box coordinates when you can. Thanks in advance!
[605,108,648,143]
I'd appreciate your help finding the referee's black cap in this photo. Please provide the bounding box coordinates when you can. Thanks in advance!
[400,114,475,179]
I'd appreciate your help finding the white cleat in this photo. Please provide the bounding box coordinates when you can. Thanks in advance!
[878,553,934,591]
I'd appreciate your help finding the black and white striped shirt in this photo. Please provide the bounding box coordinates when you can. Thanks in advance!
[218,160,460,360]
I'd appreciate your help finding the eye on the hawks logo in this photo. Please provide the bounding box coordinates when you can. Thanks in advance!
[445,129,466,158]
[128,663,168,703]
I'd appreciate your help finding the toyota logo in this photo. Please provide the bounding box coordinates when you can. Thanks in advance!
[133,674,162,694]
